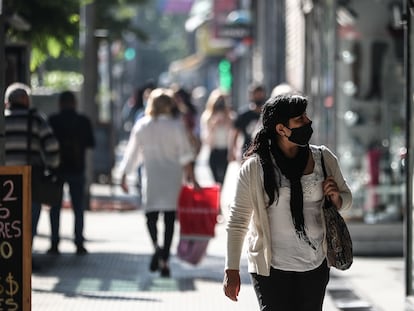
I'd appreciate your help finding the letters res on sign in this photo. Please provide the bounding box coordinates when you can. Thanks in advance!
[0,166,31,311]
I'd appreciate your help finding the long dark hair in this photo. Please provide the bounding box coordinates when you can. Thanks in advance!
[244,93,308,206]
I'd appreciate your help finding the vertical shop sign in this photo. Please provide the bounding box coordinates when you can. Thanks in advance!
[212,0,238,38]
[0,166,31,311]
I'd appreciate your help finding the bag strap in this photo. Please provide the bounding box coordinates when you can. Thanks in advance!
[320,148,327,179]
[320,147,334,207]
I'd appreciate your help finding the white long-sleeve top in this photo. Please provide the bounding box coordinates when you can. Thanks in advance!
[225,145,352,276]
[119,115,195,212]
[268,147,326,271]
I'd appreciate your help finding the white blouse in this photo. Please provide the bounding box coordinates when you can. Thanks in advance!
[201,112,232,149]
[267,149,326,271]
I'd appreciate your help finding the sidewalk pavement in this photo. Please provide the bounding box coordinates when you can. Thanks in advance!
[30,144,407,310]
[32,192,406,311]
[32,199,340,311]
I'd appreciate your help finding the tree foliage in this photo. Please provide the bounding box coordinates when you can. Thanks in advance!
[3,0,148,71]
[129,1,190,82]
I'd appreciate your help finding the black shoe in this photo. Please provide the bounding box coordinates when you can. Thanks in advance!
[149,248,161,272]
[47,245,60,255]
[160,260,170,278]
[76,245,88,255]
[160,266,170,278]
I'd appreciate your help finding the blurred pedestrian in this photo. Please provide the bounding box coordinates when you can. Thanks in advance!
[122,86,146,139]
[223,93,352,310]
[228,83,266,162]
[172,86,201,158]
[4,82,60,249]
[270,82,294,98]
[135,84,156,122]
[251,82,295,139]
[119,88,199,278]
[48,90,95,255]
[131,82,156,201]
[200,88,234,185]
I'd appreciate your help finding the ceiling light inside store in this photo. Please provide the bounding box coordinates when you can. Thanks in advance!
[342,81,357,96]
[344,110,359,126]
[341,50,355,64]
[337,7,357,26]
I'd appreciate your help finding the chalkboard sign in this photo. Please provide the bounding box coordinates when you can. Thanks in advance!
[0,166,31,311]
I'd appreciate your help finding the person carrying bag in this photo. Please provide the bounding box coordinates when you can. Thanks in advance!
[27,108,63,207]
[4,83,60,254]
[223,93,352,311]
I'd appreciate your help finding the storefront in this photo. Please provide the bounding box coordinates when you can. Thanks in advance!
[302,0,406,256]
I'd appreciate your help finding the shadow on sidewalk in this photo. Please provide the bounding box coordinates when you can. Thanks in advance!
[31,252,251,299]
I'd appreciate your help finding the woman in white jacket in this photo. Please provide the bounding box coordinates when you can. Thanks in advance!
[120,88,198,278]
[223,93,352,310]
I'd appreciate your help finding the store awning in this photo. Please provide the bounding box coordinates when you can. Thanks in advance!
[169,54,205,73]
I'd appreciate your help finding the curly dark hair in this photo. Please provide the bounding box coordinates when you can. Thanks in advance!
[244,93,308,206]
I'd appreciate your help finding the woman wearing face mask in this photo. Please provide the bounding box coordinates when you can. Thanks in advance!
[223,93,352,311]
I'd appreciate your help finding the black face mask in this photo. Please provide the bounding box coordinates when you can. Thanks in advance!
[288,122,313,146]
[254,99,265,107]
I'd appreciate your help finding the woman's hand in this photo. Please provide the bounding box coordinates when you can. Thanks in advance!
[120,173,129,193]
[323,176,342,210]
[223,269,241,301]
[183,162,201,190]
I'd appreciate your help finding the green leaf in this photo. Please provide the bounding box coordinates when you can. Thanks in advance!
[47,38,62,58]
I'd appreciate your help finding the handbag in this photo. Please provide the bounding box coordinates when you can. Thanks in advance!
[321,150,353,270]
[27,109,63,206]
[177,185,220,238]
[30,166,63,206]
[177,184,220,265]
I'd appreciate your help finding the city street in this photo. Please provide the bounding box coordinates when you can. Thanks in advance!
[29,145,406,311]
[31,199,405,311]
[3,1,412,310]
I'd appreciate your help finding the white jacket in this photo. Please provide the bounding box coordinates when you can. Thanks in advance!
[225,145,352,276]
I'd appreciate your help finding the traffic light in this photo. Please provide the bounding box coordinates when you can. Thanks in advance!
[124,47,136,61]
[218,59,232,91]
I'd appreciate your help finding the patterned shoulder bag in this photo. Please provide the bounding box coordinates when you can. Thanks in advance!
[321,149,353,270]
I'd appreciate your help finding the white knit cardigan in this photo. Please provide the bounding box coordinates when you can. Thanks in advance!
[225,144,353,276]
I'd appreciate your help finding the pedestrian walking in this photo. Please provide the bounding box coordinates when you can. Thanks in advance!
[119,88,199,278]
[4,82,60,251]
[172,86,202,158]
[250,82,295,143]
[48,90,95,255]
[223,93,352,310]
[228,83,266,162]
[200,88,234,185]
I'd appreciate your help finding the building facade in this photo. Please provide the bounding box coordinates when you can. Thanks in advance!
[284,0,406,253]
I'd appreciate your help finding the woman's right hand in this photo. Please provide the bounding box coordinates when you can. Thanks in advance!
[223,269,241,301]
[120,173,129,193]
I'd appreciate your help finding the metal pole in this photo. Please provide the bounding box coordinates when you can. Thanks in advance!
[0,0,5,166]
[405,0,413,296]
[80,1,97,203]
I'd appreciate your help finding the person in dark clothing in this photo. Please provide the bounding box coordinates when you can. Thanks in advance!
[4,82,60,244]
[228,83,267,162]
[48,91,95,255]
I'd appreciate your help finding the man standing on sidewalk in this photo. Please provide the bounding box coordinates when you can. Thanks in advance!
[4,82,60,251]
[48,90,95,255]
[228,83,267,162]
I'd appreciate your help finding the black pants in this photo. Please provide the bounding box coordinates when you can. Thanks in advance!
[250,260,330,311]
[146,211,176,261]
[209,148,228,184]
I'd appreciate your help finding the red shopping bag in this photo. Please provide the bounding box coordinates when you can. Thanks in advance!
[177,185,220,238]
